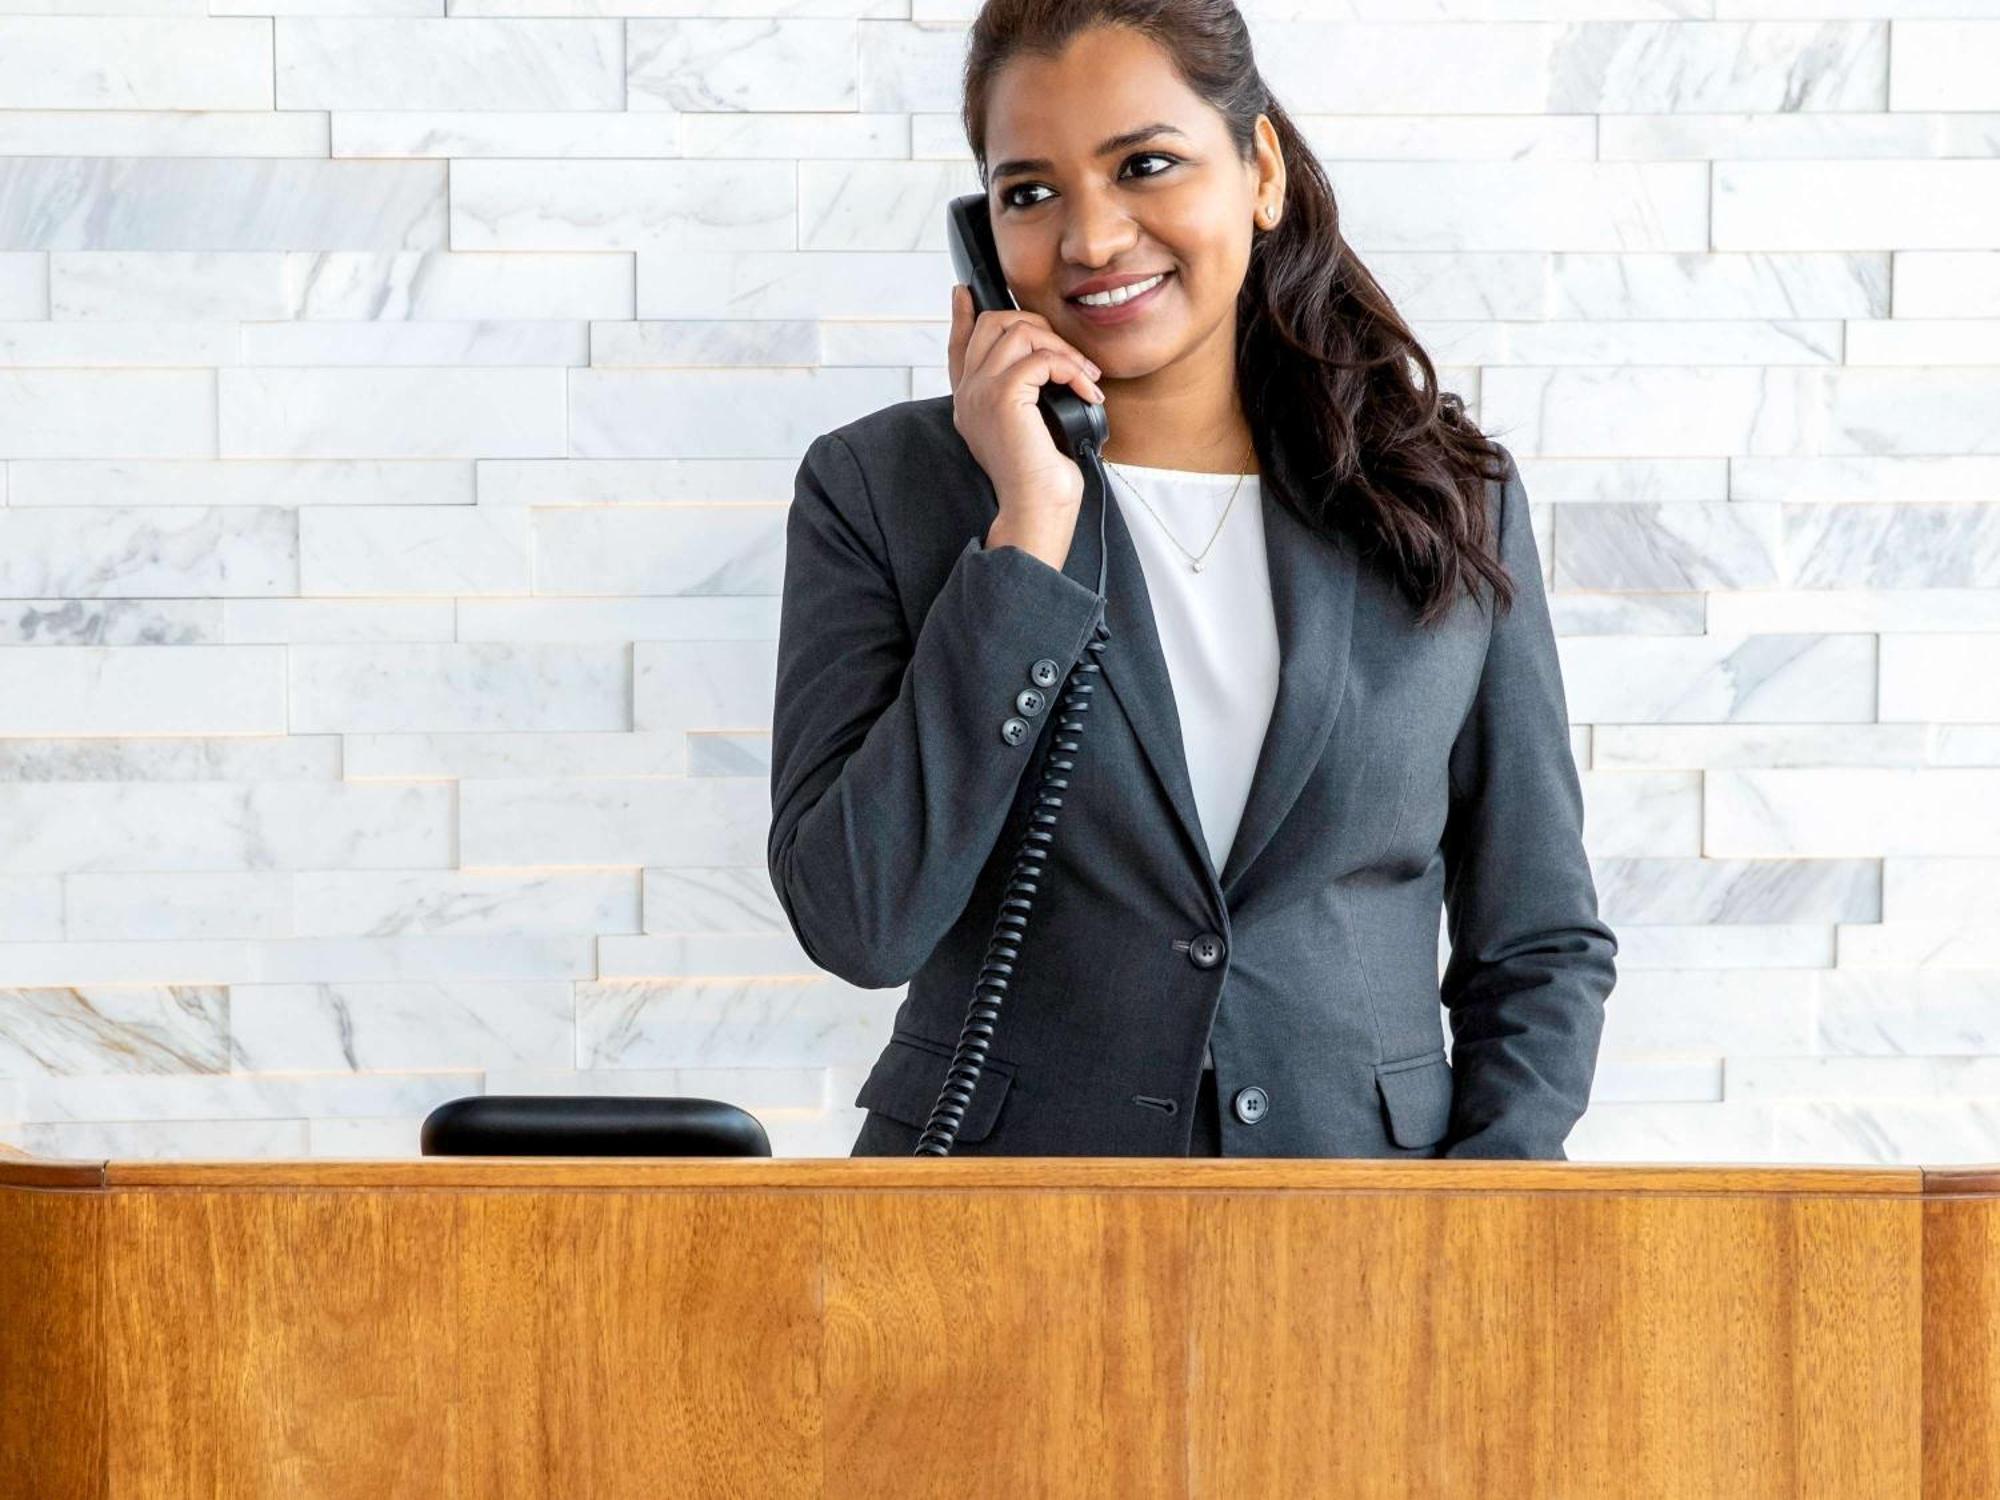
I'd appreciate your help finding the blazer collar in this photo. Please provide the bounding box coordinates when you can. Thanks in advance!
[1058,457,1359,903]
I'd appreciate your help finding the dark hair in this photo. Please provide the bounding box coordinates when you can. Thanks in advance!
[961,0,1516,627]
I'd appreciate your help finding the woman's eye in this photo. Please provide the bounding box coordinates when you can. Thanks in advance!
[1000,152,1179,210]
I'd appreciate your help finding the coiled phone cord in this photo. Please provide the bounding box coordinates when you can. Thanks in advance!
[914,443,1113,1156]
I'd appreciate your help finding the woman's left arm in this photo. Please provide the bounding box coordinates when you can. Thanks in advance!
[1437,443,1619,1160]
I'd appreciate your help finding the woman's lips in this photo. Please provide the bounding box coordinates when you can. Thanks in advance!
[1066,270,1173,327]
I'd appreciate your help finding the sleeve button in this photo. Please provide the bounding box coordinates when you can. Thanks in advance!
[1029,658,1061,689]
[1000,717,1031,747]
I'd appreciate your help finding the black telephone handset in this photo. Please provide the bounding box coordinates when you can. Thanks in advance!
[913,194,1114,1156]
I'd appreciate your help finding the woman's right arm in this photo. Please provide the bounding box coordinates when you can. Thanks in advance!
[765,428,1107,990]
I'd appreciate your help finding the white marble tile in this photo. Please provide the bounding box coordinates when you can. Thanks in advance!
[10,457,474,507]
[241,319,587,367]
[1598,969,1819,1053]
[0,370,214,458]
[1706,589,2000,634]
[1557,634,1874,722]
[1554,503,1783,589]
[627,18,857,112]
[1563,1101,1782,1165]
[797,160,983,253]
[51,251,290,320]
[1304,162,1710,252]
[1769,1102,2000,1166]
[1881,857,2000,922]
[1890,19,2000,109]
[67,872,293,941]
[0,158,444,252]
[1731,454,2000,503]
[0,19,270,109]
[1548,253,1885,321]
[0,321,238,367]
[1612,923,1837,969]
[220,367,566,459]
[1589,1054,1724,1105]
[575,974,893,1069]
[1580,769,1703,856]
[1838,921,2000,967]
[640,866,790,935]
[290,869,640,937]
[590,320,820,368]
[1708,769,2000,856]
[477,457,795,505]
[0,598,220,646]
[0,735,340,782]
[450,159,793,253]
[0,984,229,1075]
[288,643,630,733]
[1593,725,1930,770]
[300,504,531,595]
[1729,1055,2000,1100]
[13,1070,474,1124]
[332,111,679,159]
[0,507,292,597]
[12,1118,309,1161]
[635,249,948,317]
[0,782,450,873]
[565,367,904,458]
[1784,506,2000,587]
[1599,110,2000,161]
[0,112,324,159]
[0,879,63,942]
[534,505,784,595]
[686,110,905,159]
[276,19,623,111]
[230,980,575,1069]
[1819,971,2000,1054]
[344,729,688,779]
[633,640,777,731]
[1880,633,2000,721]
[286,251,633,320]
[1592,856,1879,925]
[1895,250,2000,318]
[0,645,284,735]
[224,598,457,644]
[1716,161,2000,250]
[460,776,769,867]
[0,252,45,319]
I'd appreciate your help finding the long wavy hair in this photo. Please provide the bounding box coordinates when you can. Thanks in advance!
[961,0,1516,627]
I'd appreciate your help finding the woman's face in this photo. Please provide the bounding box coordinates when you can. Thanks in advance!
[981,25,1283,380]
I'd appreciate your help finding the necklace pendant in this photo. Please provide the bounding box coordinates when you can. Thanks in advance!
[1191,558,1206,573]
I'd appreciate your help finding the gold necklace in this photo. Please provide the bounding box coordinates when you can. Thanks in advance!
[1104,443,1257,574]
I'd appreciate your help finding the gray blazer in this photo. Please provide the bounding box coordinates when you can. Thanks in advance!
[767,394,1617,1160]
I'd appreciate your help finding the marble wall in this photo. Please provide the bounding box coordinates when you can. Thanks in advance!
[0,3,1995,1164]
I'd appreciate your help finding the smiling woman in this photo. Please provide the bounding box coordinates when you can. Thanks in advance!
[769,0,1617,1164]
[959,2,1520,627]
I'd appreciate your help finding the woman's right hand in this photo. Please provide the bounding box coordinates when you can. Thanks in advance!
[946,283,1106,524]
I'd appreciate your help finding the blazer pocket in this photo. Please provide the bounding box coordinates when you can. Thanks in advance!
[854,1029,1018,1143]
[1374,1048,1454,1149]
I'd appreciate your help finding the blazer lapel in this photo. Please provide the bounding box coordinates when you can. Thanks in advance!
[1062,461,1359,902]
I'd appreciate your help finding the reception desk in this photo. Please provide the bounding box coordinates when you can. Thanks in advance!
[2,1147,1994,1498]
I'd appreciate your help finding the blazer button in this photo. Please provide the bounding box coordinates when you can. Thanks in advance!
[1029,658,1061,689]
[1186,931,1225,969]
[1232,1085,1269,1125]
[1000,717,1030,747]
[1015,686,1047,718]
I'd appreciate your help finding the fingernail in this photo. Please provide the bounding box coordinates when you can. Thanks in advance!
[1086,360,1102,377]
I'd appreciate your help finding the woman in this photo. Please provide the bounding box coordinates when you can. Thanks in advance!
[767,0,1618,1159]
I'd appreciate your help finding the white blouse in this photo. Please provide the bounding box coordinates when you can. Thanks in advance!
[1102,460,1281,1072]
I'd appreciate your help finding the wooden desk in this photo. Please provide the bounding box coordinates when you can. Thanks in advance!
[3,1152,1995,1498]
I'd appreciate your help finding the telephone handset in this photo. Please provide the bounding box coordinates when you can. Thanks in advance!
[913,193,1114,1155]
